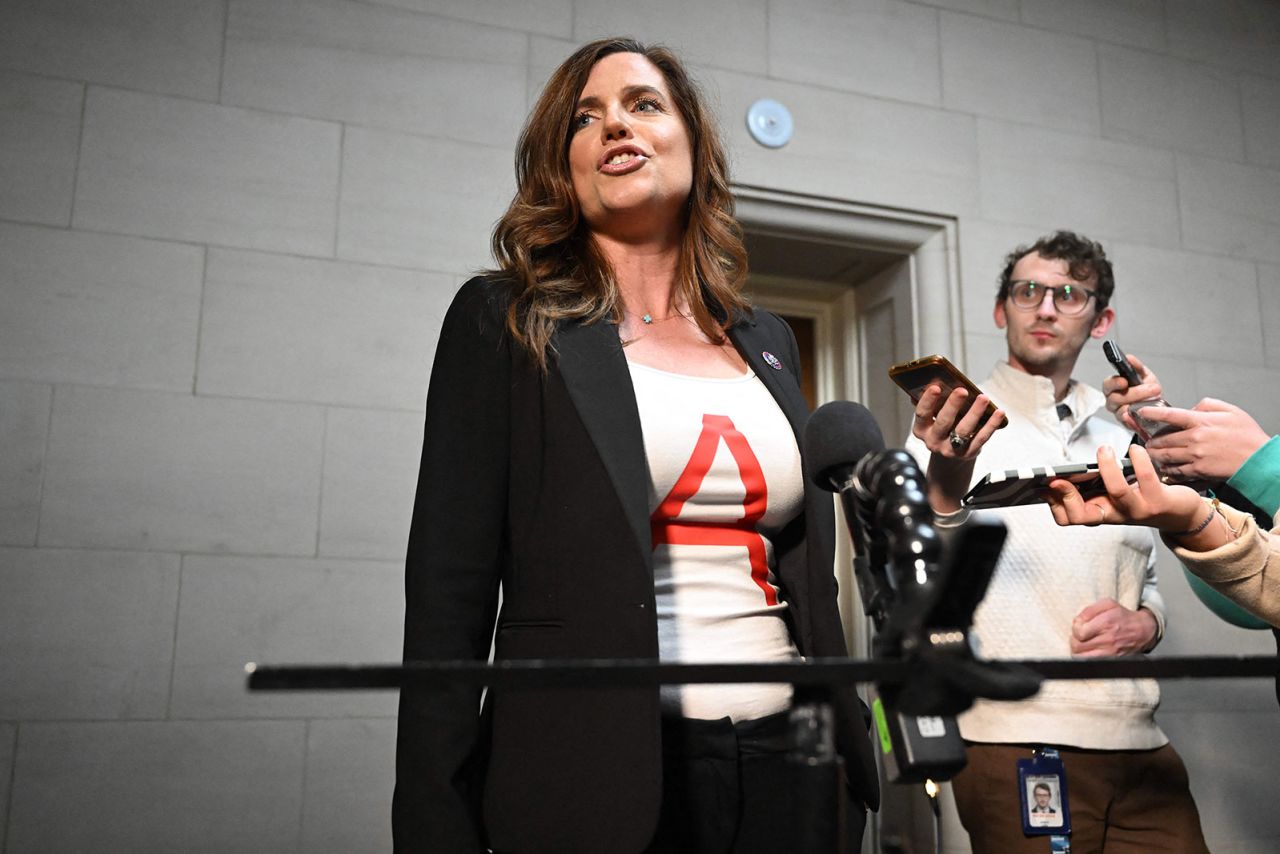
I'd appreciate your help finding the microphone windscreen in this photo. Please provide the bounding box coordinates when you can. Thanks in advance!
[802,401,886,491]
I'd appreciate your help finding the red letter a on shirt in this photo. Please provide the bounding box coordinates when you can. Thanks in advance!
[650,414,778,605]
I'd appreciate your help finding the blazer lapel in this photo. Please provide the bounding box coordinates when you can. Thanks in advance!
[552,314,813,581]
[553,319,654,574]
[729,320,810,443]
[729,317,819,645]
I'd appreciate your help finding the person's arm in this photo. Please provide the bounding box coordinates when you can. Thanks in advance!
[1044,445,1235,549]
[1045,445,1224,656]
[393,278,512,853]
[1102,352,1163,433]
[1068,598,1160,657]
[1136,536,1167,650]
[909,385,1006,514]
[1226,435,1280,517]
[1043,445,1280,633]
[1072,527,1168,655]
[1170,505,1280,627]
[1101,352,1275,493]
[1069,547,1164,658]
[1139,398,1271,485]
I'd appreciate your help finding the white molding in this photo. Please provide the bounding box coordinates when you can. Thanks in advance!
[734,183,964,365]
[732,183,963,667]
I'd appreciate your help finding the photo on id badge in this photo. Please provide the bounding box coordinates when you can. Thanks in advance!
[1026,777,1063,828]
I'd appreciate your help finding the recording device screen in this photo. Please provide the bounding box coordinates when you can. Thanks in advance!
[962,459,1137,510]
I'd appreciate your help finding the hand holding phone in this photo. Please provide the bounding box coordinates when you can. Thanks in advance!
[888,355,1004,428]
[1101,341,1177,442]
[1102,340,1143,387]
[890,356,1008,513]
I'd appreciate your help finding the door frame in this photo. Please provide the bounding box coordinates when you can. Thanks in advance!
[734,184,968,854]
[734,183,967,390]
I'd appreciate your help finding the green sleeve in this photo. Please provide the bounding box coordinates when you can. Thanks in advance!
[1227,435,1280,517]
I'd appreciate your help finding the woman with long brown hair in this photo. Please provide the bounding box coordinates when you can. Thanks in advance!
[393,37,877,853]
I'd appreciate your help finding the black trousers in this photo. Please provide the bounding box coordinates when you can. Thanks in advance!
[644,712,867,854]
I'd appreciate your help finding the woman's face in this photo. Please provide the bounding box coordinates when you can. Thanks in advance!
[567,52,694,239]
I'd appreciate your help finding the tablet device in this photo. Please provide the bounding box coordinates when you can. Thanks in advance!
[961,459,1136,510]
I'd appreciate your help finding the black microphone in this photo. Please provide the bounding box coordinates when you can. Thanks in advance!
[805,402,969,781]
[804,403,1036,783]
[803,401,890,622]
[802,401,932,550]
[803,400,885,495]
[804,401,938,629]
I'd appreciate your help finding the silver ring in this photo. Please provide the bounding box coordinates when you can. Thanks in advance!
[1097,505,1108,524]
[948,431,969,450]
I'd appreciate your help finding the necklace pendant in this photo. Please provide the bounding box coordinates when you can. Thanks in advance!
[641,313,653,324]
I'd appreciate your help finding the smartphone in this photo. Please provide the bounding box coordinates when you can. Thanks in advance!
[888,355,1003,427]
[962,459,1137,510]
[1102,340,1142,386]
[1101,340,1178,441]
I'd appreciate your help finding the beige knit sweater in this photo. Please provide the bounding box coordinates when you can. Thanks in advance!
[1172,504,1280,628]
[906,361,1168,750]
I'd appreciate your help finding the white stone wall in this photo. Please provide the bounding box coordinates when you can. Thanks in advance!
[1,1,1277,850]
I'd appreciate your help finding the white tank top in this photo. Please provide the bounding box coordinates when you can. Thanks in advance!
[627,359,805,722]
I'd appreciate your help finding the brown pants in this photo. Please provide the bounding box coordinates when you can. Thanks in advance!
[951,742,1208,854]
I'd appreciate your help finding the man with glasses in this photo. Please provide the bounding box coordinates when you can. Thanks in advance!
[906,231,1208,852]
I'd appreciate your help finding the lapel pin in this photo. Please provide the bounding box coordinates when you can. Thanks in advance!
[762,351,783,371]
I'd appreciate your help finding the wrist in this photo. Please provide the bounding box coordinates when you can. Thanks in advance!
[1224,432,1270,475]
[1136,606,1161,652]
[1163,498,1235,553]
[927,453,977,484]
[926,454,975,513]
[1167,502,1216,539]
[1155,490,1210,534]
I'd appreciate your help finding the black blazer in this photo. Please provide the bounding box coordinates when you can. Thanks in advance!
[393,276,879,854]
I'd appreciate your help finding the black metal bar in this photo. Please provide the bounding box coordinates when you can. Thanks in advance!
[245,655,1279,692]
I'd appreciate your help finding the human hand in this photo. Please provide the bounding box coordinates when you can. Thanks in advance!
[910,385,1006,461]
[911,385,1007,514]
[1044,445,1204,532]
[1141,398,1270,482]
[1102,353,1162,432]
[1070,598,1158,657]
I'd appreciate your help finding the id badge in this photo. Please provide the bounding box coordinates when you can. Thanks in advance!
[1017,747,1071,839]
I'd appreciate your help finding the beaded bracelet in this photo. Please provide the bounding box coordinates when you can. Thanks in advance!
[1168,499,1218,539]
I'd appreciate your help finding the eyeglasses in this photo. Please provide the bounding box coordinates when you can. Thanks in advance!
[1006,280,1097,316]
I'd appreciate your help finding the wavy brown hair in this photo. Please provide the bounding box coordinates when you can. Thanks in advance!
[490,37,749,370]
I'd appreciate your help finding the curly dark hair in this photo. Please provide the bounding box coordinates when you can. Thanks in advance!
[996,231,1114,311]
